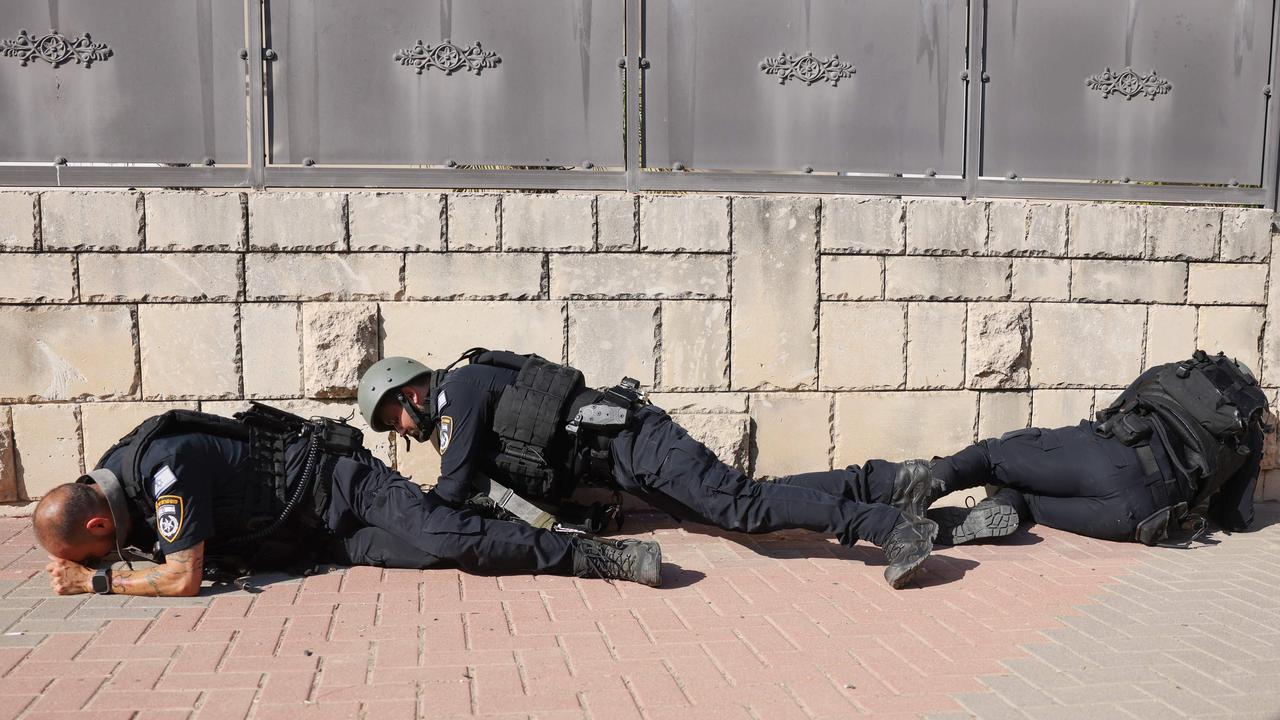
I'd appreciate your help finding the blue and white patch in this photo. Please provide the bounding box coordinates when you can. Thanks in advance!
[152,465,178,496]
[438,416,453,453]
[437,390,448,411]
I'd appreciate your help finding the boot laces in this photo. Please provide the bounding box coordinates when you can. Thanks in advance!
[574,539,636,581]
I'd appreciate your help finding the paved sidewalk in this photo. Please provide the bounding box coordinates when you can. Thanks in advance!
[1,504,1278,720]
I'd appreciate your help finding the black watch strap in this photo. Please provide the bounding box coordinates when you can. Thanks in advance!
[91,567,113,594]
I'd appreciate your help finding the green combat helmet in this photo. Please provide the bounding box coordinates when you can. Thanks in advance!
[357,356,435,433]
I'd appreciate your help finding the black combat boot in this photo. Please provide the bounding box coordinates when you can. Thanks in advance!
[878,513,938,589]
[571,537,663,587]
[928,488,1027,546]
[888,459,945,517]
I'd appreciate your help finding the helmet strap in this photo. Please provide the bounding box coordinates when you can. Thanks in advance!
[397,392,435,443]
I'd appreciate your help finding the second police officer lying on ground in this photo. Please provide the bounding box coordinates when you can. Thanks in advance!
[356,349,939,589]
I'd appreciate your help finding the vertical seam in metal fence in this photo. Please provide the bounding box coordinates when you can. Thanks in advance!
[963,0,986,200]
[1265,0,1280,211]
[625,0,643,193]
[247,0,267,189]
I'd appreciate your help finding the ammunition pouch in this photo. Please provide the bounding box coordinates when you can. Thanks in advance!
[490,355,587,501]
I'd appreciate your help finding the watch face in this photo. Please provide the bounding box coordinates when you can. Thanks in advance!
[92,570,111,594]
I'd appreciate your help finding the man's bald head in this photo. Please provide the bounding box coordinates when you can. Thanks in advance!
[33,483,113,561]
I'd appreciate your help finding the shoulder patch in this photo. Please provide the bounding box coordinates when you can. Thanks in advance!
[438,416,453,454]
[155,495,185,543]
[152,465,178,497]
[437,390,448,411]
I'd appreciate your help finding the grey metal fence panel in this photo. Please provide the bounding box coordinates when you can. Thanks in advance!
[981,0,1274,186]
[643,0,968,175]
[0,0,249,165]
[266,0,625,168]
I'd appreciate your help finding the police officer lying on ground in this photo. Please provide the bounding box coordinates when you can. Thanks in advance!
[34,403,663,596]
[829,351,1269,548]
[356,350,939,589]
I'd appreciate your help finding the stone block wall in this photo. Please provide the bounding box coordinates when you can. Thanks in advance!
[1,190,1278,504]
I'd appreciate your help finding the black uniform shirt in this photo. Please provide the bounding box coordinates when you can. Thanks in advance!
[431,363,519,505]
[98,433,256,556]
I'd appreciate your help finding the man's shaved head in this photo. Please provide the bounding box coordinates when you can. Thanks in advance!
[33,483,111,560]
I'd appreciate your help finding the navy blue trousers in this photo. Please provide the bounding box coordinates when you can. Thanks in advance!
[321,450,576,572]
[609,406,903,546]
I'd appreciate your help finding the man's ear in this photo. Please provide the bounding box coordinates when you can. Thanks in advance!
[85,516,113,537]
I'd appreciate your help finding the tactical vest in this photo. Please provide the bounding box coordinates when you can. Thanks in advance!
[440,349,613,502]
[96,403,345,571]
[1096,350,1269,542]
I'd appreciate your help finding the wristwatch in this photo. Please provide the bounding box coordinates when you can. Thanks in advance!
[91,567,113,594]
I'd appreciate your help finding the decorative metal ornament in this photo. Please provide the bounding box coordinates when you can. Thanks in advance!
[394,39,500,76]
[1,28,112,68]
[1086,66,1171,100]
[760,51,854,86]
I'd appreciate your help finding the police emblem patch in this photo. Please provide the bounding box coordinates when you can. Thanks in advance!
[438,416,453,453]
[155,495,184,543]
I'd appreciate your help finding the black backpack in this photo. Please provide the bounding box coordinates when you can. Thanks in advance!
[1097,350,1269,519]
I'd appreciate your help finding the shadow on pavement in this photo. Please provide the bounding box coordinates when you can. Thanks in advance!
[660,563,706,589]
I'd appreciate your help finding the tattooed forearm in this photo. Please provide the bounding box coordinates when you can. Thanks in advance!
[108,544,206,596]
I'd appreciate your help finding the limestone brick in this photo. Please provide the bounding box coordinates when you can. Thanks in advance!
[660,301,729,391]
[396,436,442,487]
[751,393,831,477]
[597,194,637,251]
[1220,209,1272,262]
[820,256,882,300]
[41,191,143,251]
[669,413,750,473]
[145,191,246,251]
[1145,207,1220,261]
[1031,303,1145,387]
[503,194,594,251]
[1031,390,1094,428]
[447,194,500,251]
[1187,263,1267,306]
[303,303,379,399]
[552,254,728,299]
[1198,306,1264,374]
[1070,260,1186,304]
[569,301,658,386]
[406,253,543,300]
[819,303,905,390]
[0,408,15,502]
[905,199,987,255]
[0,254,75,303]
[241,303,302,399]
[348,192,443,251]
[988,202,1067,256]
[730,198,819,390]
[1012,258,1070,301]
[648,392,748,414]
[822,197,904,254]
[884,256,1010,301]
[0,192,39,250]
[834,391,976,462]
[139,304,239,400]
[380,301,564,369]
[79,401,199,462]
[246,253,401,301]
[248,192,346,251]
[0,306,137,402]
[978,392,1031,440]
[1068,203,1143,258]
[967,303,1031,389]
[12,404,83,499]
[1146,305,1198,367]
[640,195,729,252]
[906,303,966,389]
[80,253,240,302]
[1266,236,1280,385]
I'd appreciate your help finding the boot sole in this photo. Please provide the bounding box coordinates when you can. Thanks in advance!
[931,503,1020,546]
[884,522,938,589]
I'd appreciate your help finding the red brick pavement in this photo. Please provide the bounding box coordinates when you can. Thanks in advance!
[1,507,1277,719]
